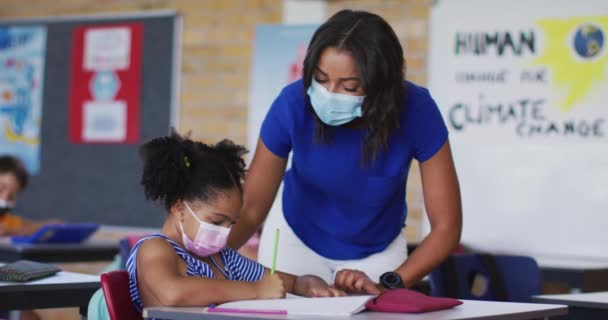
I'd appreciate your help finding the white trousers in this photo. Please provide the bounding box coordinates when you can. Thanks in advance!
[258,208,408,284]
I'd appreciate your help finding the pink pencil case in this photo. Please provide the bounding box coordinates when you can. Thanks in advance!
[365,289,463,313]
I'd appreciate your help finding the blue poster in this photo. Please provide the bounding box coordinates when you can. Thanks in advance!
[0,26,47,174]
[247,24,318,152]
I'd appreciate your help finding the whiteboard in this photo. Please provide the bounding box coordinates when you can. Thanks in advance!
[428,0,608,261]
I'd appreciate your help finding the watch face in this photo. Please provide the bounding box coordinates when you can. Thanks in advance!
[381,272,403,289]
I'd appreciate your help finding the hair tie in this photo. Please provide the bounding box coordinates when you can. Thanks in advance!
[183,155,191,168]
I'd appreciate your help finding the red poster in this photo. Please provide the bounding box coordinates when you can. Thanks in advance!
[68,23,142,144]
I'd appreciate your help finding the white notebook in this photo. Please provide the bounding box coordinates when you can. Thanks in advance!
[215,295,376,316]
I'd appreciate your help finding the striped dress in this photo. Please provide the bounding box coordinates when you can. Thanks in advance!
[126,234,265,312]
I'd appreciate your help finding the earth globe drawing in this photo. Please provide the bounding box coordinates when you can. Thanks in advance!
[573,24,604,59]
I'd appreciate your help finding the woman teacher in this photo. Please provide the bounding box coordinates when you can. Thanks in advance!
[229,9,462,294]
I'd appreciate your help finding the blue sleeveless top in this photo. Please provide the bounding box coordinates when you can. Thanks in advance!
[126,234,265,312]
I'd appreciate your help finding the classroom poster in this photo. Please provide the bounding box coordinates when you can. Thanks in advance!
[247,24,317,233]
[428,0,608,260]
[0,26,47,174]
[68,23,142,144]
[247,24,318,153]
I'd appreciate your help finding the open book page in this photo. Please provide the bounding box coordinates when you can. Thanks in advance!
[216,295,376,316]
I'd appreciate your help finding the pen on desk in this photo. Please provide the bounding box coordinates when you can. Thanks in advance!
[207,307,287,315]
[271,228,279,275]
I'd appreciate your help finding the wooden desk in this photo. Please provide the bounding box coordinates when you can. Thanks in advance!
[0,270,100,317]
[144,300,567,320]
[0,239,119,262]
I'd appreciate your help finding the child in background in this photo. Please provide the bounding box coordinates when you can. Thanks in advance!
[127,132,345,312]
[0,155,59,237]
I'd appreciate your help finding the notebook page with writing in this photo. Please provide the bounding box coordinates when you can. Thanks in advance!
[216,295,375,316]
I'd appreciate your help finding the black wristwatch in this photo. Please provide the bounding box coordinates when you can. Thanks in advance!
[379,271,405,289]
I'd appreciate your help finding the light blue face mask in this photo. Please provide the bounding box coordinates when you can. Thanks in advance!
[307,79,365,126]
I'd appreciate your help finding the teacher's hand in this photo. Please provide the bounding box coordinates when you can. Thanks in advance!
[334,269,383,295]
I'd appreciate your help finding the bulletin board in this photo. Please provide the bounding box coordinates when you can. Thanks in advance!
[0,10,181,226]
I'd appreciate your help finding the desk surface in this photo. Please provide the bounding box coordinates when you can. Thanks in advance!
[144,300,567,320]
[533,291,608,310]
[0,270,100,312]
[0,238,119,262]
[536,256,608,270]
[0,270,99,291]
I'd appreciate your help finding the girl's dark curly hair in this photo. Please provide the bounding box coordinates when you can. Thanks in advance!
[139,131,248,210]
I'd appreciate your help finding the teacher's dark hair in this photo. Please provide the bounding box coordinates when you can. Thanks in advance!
[303,9,406,164]
[139,130,248,211]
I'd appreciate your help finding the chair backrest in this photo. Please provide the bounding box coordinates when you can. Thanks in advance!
[100,270,141,320]
[119,235,146,267]
[429,254,541,302]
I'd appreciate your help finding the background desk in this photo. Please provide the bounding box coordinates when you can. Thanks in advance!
[533,291,608,320]
[0,271,100,317]
[144,300,567,320]
[537,257,608,293]
[0,240,119,262]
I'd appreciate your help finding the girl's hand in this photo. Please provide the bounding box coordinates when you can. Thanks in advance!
[334,269,383,295]
[255,273,286,299]
[295,275,346,297]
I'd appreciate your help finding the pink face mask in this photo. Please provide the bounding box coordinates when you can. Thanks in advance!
[179,201,231,257]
